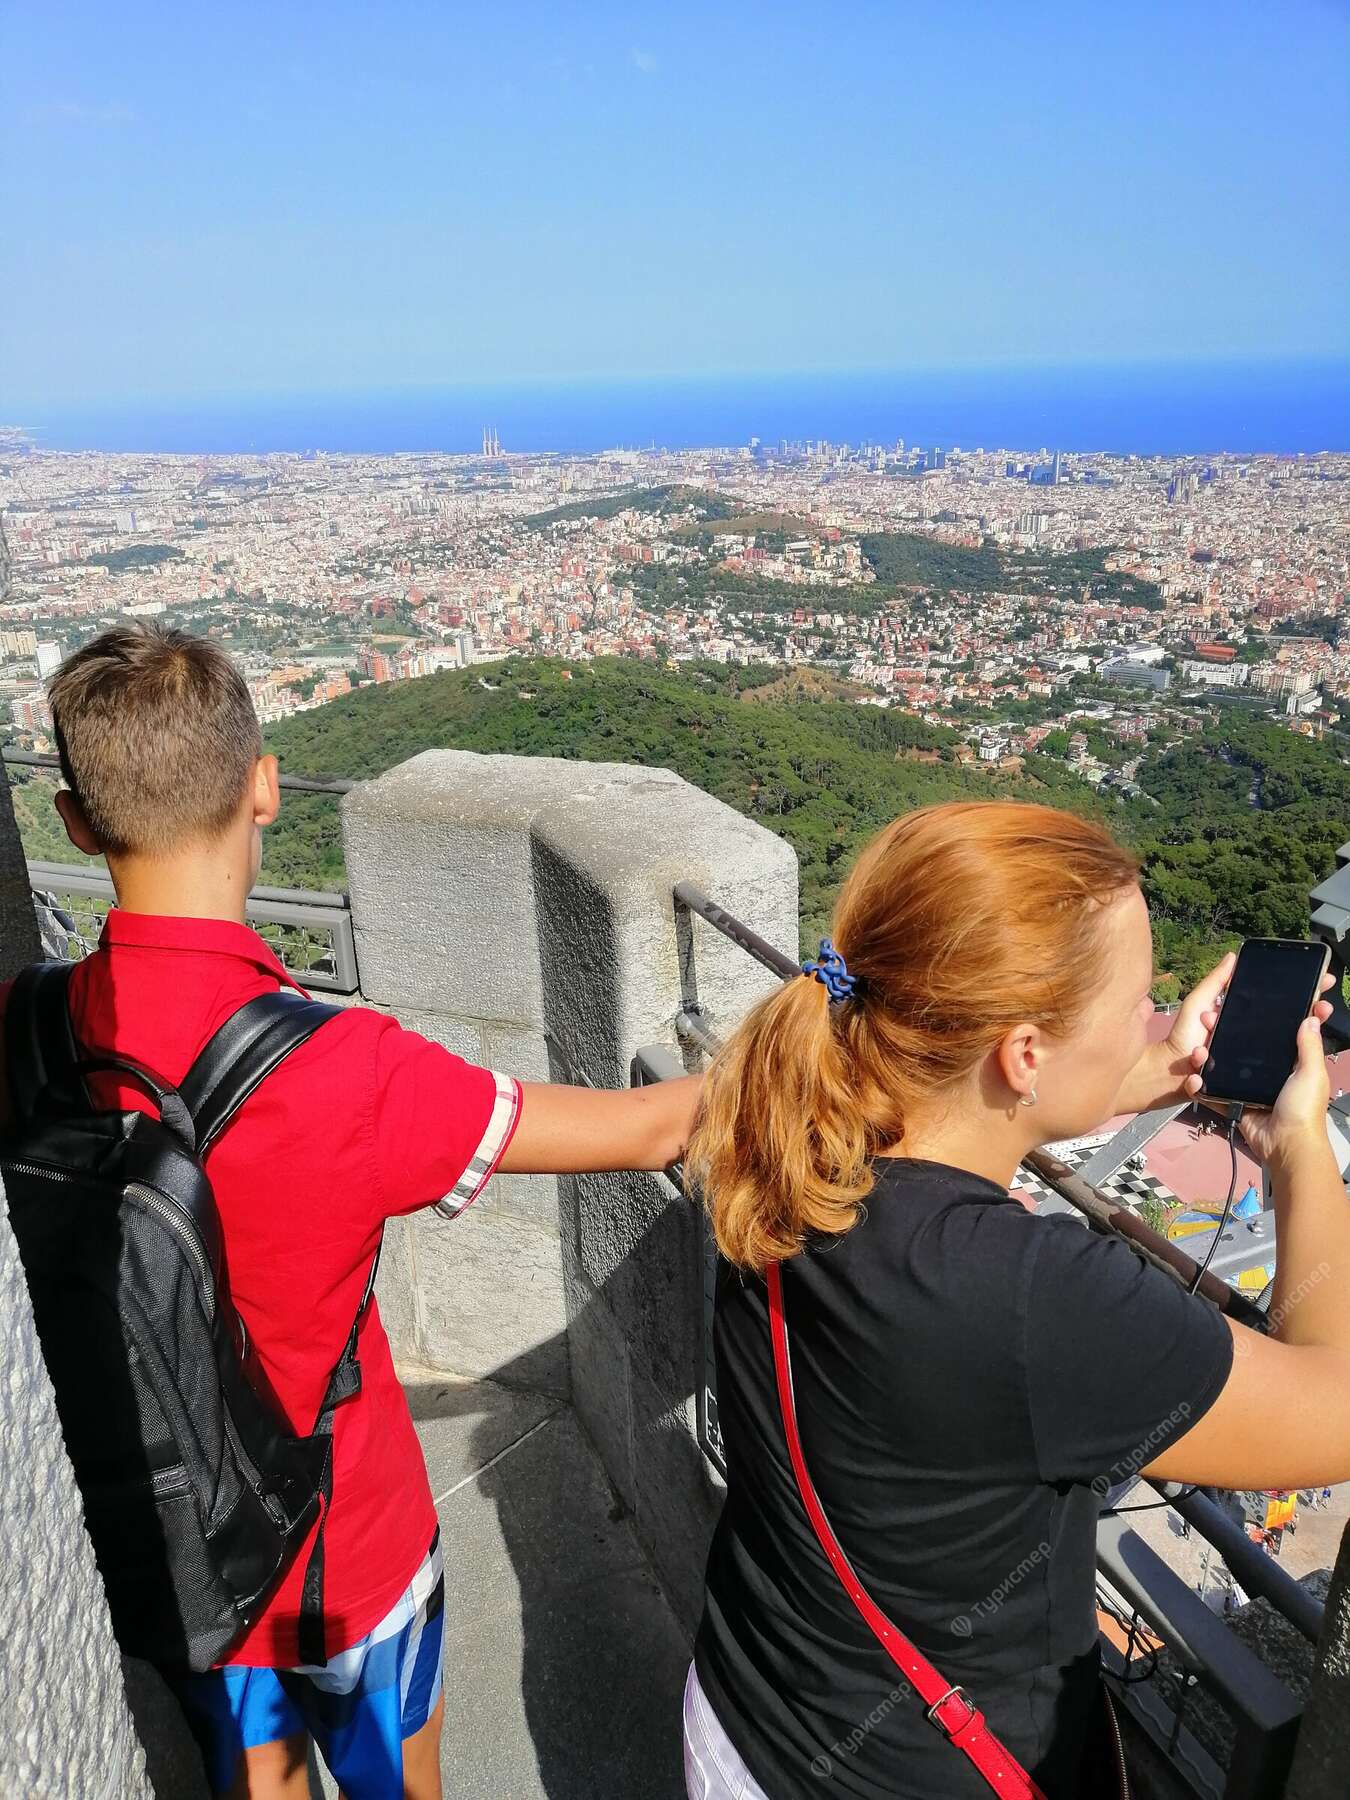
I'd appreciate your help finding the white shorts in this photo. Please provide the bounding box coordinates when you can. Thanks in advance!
[683,1662,772,1800]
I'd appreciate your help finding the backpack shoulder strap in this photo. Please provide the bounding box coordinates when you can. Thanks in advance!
[4,960,89,1126]
[297,1236,383,1667]
[179,985,357,1667]
[179,989,341,1154]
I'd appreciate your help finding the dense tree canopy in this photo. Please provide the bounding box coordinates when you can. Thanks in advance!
[1129,716,1350,990]
[11,659,1342,993]
[81,543,184,573]
[254,657,1109,948]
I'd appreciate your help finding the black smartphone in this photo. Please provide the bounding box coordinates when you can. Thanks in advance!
[1201,938,1331,1107]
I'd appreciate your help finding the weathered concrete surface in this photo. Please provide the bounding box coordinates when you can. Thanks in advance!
[308,1373,690,1800]
[0,766,40,976]
[0,1175,152,1799]
[1287,1520,1350,1799]
[343,750,798,1633]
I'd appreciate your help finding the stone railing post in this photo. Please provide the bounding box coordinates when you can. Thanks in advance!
[342,749,797,1627]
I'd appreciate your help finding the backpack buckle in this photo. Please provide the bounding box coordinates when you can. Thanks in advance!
[330,1359,362,1405]
[927,1685,978,1738]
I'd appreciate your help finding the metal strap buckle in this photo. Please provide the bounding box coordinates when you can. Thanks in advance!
[926,1684,977,1736]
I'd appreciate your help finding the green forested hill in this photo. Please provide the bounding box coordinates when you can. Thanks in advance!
[257,656,1106,943]
[1136,716,1350,982]
[620,530,1163,618]
[523,486,740,529]
[11,658,1345,990]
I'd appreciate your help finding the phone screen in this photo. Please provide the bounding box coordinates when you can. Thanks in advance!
[1202,938,1330,1107]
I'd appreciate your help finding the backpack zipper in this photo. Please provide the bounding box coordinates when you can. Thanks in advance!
[220,1407,289,1532]
[124,1183,215,1319]
[5,1161,215,1323]
[87,1463,193,1504]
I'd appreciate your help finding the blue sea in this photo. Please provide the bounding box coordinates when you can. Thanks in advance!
[17,358,1350,458]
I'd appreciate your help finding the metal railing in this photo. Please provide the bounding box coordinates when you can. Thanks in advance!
[3,746,355,795]
[29,863,359,993]
[641,878,1326,1800]
[8,750,361,992]
[1095,1510,1304,1799]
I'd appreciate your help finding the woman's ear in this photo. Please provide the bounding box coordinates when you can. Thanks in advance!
[54,788,102,857]
[995,1022,1040,1103]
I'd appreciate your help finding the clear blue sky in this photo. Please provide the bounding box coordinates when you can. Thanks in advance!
[2,0,1347,412]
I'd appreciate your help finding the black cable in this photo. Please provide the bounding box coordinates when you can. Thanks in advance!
[1187,1103,1244,1296]
[1101,1486,1199,1516]
[1095,1593,1163,1683]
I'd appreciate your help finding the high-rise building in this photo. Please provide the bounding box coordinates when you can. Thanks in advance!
[1167,469,1198,505]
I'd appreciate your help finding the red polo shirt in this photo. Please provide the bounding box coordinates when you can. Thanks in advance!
[1,910,520,1667]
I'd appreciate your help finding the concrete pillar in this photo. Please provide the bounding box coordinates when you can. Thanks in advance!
[0,767,40,975]
[0,1173,151,1798]
[342,750,798,1627]
[1287,1519,1350,1799]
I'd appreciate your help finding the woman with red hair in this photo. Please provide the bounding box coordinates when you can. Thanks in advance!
[682,800,1350,1799]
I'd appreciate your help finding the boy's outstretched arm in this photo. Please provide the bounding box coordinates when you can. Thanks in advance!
[498,1075,703,1174]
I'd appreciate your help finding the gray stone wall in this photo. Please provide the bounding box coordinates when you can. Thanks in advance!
[0,766,40,976]
[1287,1521,1350,1799]
[0,1174,151,1798]
[343,750,798,1628]
[0,781,208,1797]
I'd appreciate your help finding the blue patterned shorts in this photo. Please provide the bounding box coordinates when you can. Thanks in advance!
[174,1530,444,1799]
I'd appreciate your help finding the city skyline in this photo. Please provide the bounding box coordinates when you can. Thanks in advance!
[2,1,1347,415]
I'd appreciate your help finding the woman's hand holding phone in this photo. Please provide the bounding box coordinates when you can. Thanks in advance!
[1233,1007,1336,1171]
[1118,954,1334,1120]
[1156,951,1237,1102]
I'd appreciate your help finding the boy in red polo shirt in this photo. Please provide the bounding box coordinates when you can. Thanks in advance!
[6,624,702,1800]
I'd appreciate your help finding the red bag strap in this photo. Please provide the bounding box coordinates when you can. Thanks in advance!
[766,1261,1048,1800]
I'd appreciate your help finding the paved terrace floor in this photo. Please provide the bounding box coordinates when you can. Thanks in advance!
[307,1373,692,1800]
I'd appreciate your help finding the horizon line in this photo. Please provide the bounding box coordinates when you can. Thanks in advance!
[7,349,1350,420]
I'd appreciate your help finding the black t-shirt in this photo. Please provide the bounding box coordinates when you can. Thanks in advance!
[694,1156,1234,1799]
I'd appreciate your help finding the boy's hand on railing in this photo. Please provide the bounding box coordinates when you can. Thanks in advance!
[499,1074,704,1175]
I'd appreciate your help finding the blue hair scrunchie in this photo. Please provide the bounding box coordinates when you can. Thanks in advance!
[802,939,860,1004]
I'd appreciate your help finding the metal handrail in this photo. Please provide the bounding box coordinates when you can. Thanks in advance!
[28,860,360,993]
[1022,1146,1267,1330]
[24,859,350,912]
[673,879,799,980]
[1152,1482,1325,1644]
[1096,1516,1304,1800]
[672,881,1267,1331]
[3,747,354,795]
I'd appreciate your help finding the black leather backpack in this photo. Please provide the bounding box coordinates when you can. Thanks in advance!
[1,961,378,1672]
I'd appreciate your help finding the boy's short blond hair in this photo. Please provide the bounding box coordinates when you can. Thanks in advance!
[49,624,262,856]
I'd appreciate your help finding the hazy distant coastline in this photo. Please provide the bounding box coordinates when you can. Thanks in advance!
[17,356,1350,460]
